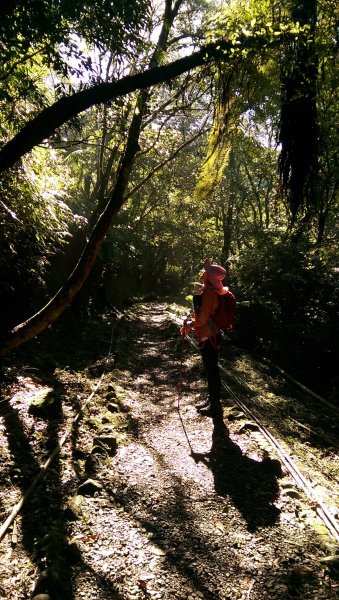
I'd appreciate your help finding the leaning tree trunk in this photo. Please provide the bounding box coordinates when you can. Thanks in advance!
[0,32,273,175]
[0,0,184,358]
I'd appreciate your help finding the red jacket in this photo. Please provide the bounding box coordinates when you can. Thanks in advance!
[194,287,220,339]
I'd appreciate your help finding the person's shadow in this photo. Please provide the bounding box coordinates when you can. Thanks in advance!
[192,418,283,531]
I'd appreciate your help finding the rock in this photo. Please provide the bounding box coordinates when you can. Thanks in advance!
[226,410,243,421]
[101,415,112,423]
[33,568,60,596]
[64,496,83,520]
[85,453,102,474]
[28,390,61,418]
[283,487,303,499]
[77,478,103,496]
[63,506,80,521]
[93,435,118,456]
[261,457,283,477]
[91,444,108,456]
[65,542,82,564]
[320,555,339,574]
[32,571,50,595]
[239,421,260,433]
[149,545,166,556]
[321,554,339,564]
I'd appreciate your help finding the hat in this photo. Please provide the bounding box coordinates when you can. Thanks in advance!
[202,258,227,290]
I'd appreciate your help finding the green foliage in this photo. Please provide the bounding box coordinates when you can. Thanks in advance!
[194,70,233,202]
[205,0,290,48]
[0,0,150,70]
[0,146,76,328]
[0,0,150,132]
[234,235,338,399]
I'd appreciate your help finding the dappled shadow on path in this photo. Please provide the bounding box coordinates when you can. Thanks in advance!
[72,559,126,600]
[0,374,74,600]
[116,306,282,532]
[192,419,282,532]
[101,467,239,600]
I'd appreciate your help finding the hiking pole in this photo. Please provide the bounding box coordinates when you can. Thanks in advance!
[178,323,195,456]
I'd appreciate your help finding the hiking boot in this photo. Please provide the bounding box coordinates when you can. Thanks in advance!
[196,397,211,411]
[198,405,213,417]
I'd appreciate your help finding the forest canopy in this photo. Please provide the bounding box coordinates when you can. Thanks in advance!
[0,0,338,399]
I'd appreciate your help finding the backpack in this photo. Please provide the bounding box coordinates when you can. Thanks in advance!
[212,290,236,332]
[193,289,236,333]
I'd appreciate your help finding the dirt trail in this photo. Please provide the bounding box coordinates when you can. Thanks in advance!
[0,302,338,600]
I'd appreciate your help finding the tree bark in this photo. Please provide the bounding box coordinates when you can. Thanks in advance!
[278,0,319,223]
[221,201,234,265]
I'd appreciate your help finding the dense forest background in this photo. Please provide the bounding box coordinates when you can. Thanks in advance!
[0,0,337,400]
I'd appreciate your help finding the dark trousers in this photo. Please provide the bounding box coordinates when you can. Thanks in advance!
[199,336,221,407]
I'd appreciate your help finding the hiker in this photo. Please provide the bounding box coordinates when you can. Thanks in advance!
[181,258,229,419]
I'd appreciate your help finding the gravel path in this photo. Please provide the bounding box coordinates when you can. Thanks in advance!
[0,302,338,599]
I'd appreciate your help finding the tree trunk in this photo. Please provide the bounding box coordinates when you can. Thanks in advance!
[278,0,319,223]
[221,200,234,265]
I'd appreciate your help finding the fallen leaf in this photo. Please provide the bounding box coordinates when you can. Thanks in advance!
[77,534,99,544]
[150,545,166,556]
[98,548,115,557]
[11,521,18,546]
[138,579,148,592]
